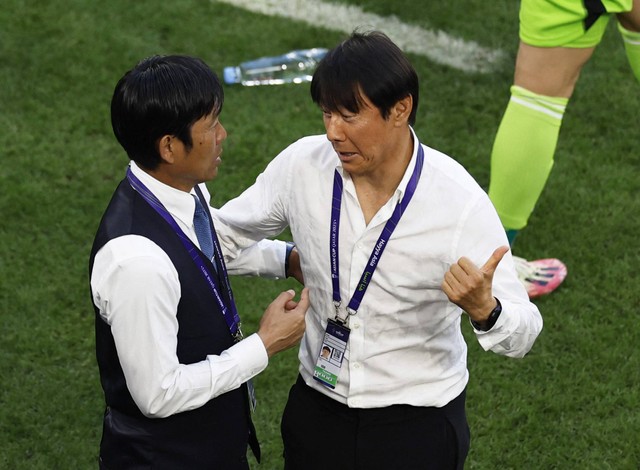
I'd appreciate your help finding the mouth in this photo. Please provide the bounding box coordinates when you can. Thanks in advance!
[335,149,357,161]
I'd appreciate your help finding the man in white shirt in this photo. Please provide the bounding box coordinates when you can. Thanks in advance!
[90,55,308,469]
[217,31,543,469]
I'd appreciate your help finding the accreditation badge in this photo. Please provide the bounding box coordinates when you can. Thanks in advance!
[313,319,350,389]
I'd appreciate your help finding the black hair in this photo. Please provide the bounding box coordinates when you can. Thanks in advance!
[310,30,419,125]
[110,55,223,170]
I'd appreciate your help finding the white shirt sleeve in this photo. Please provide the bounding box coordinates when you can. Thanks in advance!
[199,183,288,279]
[90,235,269,418]
[211,215,288,279]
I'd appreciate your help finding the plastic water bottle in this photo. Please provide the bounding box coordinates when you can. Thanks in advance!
[223,48,328,86]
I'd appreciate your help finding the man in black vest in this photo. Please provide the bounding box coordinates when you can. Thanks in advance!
[89,55,308,469]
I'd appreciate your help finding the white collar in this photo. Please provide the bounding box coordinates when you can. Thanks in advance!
[129,161,200,228]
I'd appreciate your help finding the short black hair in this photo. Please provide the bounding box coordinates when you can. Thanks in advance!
[111,55,223,170]
[311,30,419,125]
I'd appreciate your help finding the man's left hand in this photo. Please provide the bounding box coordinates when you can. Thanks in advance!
[441,246,509,324]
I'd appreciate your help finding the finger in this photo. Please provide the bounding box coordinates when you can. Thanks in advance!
[441,276,464,305]
[441,277,453,297]
[454,256,477,276]
[480,246,509,275]
[445,262,463,282]
[442,271,463,294]
[299,287,310,305]
[443,270,460,289]
[448,262,479,290]
[273,289,297,308]
[294,287,310,313]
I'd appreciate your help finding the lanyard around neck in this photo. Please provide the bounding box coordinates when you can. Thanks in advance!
[330,144,424,324]
[126,168,243,341]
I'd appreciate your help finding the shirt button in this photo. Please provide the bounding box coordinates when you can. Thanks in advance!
[352,322,360,329]
[353,362,361,369]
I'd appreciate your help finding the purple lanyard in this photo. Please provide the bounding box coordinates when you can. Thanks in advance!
[330,144,424,322]
[126,168,243,341]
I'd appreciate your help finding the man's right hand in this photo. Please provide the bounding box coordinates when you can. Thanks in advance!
[257,288,309,357]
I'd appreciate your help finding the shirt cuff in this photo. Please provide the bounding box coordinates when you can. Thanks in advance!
[227,333,269,381]
[225,239,288,279]
[259,239,288,279]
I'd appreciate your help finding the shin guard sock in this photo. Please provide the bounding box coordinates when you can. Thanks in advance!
[618,23,640,82]
[505,229,519,247]
[489,85,568,231]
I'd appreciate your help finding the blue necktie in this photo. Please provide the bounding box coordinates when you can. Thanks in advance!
[192,195,214,261]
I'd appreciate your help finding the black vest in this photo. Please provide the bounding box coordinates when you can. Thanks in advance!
[89,179,258,469]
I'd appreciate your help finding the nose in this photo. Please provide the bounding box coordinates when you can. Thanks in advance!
[217,121,228,143]
[324,114,345,142]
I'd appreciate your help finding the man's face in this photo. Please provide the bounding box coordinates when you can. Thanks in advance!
[169,110,227,191]
[322,92,399,178]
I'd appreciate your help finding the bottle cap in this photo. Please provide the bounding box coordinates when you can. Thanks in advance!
[223,66,240,85]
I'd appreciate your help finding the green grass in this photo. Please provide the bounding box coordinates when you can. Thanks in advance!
[1,0,638,468]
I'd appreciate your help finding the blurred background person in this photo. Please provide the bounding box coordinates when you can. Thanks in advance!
[488,0,639,298]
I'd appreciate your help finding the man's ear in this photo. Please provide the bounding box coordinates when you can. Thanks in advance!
[157,135,177,164]
[392,95,413,126]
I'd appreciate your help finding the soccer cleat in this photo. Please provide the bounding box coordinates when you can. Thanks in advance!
[512,256,567,299]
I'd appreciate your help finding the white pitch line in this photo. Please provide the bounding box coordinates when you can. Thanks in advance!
[215,0,505,74]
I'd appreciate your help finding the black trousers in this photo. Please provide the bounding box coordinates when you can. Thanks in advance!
[281,375,470,470]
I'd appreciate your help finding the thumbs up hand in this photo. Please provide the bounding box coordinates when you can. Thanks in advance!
[441,246,509,324]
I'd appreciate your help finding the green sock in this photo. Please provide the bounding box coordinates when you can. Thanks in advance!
[505,229,519,247]
[618,23,640,83]
[489,85,568,230]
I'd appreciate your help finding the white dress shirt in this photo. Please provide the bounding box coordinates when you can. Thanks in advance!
[218,129,543,409]
[90,161,287,418]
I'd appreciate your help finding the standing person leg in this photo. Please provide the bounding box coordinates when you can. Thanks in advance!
[281,377,469,470]
[617,0,640,81]
[356,390,469,470]
[489,44,592,298]
[487,0,615,298]
[281,376,358,470]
